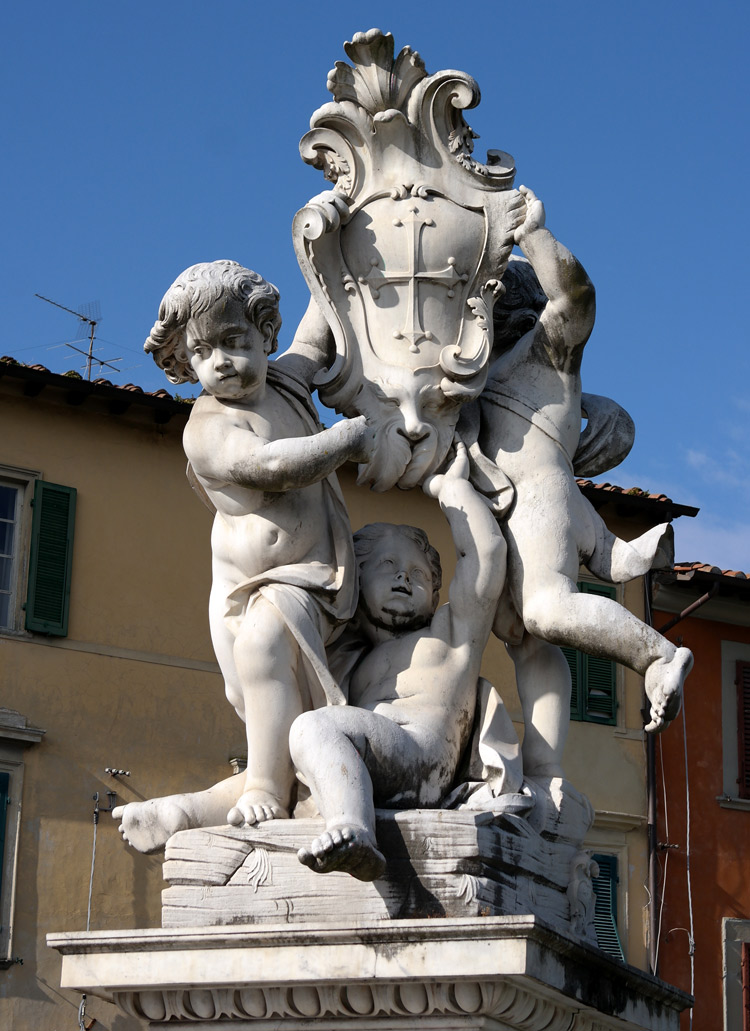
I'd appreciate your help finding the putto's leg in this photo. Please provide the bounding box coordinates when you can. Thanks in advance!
[227,596,302,826]
[644,646,692,732]
[298,824,386,881]
[112,773,245,854]
[585,520,674,583]
[289,707,419,881]
[507,634,571,778]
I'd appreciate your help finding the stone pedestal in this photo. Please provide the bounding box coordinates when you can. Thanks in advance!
[49,915,691,1029]
[160,809,593,939]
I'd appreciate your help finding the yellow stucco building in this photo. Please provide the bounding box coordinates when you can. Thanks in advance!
[0,357,695,1030]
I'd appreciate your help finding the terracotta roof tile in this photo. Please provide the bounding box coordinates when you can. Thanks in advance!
[674,561,748,580]
[575,479,673,504]
[0,355,193,409]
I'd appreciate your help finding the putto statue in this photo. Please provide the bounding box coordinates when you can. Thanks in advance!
[473,186,691,780]
[122,30,691,946]
[114,261,372,851]
[290,444,514,880]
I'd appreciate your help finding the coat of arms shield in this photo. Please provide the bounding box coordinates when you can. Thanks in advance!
[294,30,523,490]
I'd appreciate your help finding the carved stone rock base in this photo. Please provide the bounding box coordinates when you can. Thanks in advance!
[161,805,595,943]
[48,916,691,1030]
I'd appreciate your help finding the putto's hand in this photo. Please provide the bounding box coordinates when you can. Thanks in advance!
[444,440,470,481]
[507,189,528,236]
[422,442,470,499]
[351,414,377,464]
[514,185,546,244]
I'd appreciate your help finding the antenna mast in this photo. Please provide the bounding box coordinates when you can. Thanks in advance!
[35,294,121,380]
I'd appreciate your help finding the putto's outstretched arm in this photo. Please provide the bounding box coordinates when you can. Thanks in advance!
[276,296,335,385]
[185,413,373,493]
[423,444,506,648]
[513,186,596,367]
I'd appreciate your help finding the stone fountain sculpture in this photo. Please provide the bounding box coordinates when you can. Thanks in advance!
[50,30,694,1031]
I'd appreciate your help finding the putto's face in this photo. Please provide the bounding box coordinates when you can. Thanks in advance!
[358,533,436,633]
[185,296,271,401]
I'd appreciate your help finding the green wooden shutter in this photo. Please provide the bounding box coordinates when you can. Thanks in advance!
[565,583,617,725]
[25,480,76,636]
[0,771,8,904]
[737,661,750,800]
[562,646,583,720]
[591,853,625,961]
[585,652,617,723]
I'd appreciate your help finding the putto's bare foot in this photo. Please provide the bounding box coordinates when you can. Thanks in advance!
[112,799,191,854]
[644,646,693,733]
[298,824,386,882]
[227,790,289,827]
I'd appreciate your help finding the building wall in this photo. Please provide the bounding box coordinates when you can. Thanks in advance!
[2,377,657,1029]
[1,384,241,1031]
[654,605,750,1031]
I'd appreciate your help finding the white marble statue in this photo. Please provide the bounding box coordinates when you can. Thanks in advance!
[469,187,692,779]
[112,32,693,888]
[114,261,374,851]
[288,443,509,880]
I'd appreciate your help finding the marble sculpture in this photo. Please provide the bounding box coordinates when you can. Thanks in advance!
[115,30,692,903]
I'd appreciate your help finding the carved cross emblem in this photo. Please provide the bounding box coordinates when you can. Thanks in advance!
[358,204,469,353]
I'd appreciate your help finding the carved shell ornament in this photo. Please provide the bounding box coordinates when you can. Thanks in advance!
[293,29,522,491]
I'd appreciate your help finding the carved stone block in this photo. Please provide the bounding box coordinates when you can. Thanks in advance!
[161,809,592,944]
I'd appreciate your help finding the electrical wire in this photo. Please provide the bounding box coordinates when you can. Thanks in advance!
[87,809,98,933]
[681,695,695,1029]
[653,735,670,969]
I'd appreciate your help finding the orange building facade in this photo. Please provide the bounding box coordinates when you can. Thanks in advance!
[653,565,750,1031]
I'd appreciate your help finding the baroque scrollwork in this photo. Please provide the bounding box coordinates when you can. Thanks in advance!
[292,29,523,491]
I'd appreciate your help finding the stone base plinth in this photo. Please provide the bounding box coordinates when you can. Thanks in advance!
[49,916,691,1030]
[161,808,595,945]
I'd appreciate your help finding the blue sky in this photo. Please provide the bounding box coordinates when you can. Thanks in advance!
[3,2,748,568]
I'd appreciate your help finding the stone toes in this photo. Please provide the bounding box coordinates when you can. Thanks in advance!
[227,806,245,826]
[298,847,314,868]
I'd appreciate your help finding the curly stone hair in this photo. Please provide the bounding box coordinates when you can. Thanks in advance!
[492,255,548,353]
[144,260,282,384]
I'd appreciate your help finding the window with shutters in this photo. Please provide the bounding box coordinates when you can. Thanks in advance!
[0,469,36,632]
[0,469,76,637]
[562,582,618,725]
[737,661,750,801]
[591,852,625,962]
[0,709,45,966]
[721,644,750,805]
[723,920,750,1031]
[25,479,76,635]
[0,771,8,904]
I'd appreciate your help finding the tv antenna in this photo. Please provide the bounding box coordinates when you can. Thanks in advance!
[35,294,123,380]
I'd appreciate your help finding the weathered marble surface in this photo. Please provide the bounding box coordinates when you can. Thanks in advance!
[160,807,595,941]
[111,28,692,953]
[49,916,692,1029]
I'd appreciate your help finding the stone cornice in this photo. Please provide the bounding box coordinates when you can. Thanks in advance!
[49,916,691,1029]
